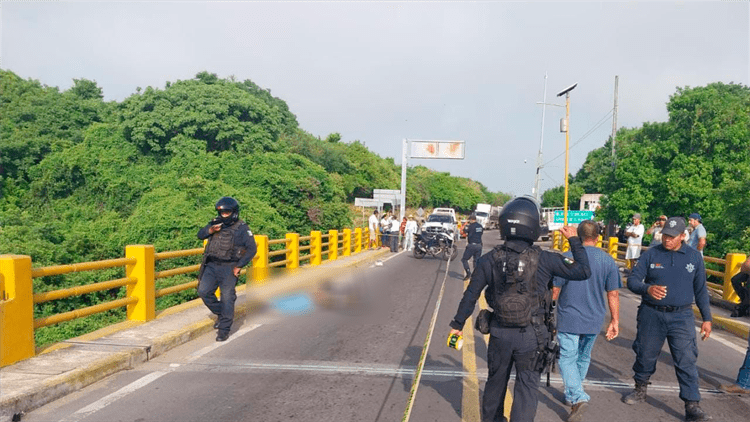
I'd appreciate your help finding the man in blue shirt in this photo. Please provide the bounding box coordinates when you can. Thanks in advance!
[552,220,621,422]
[623,216,712,422]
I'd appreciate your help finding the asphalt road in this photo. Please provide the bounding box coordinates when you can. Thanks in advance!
[22,233,750,422]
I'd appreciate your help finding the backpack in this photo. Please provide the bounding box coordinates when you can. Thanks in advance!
[205,221,246,261]
[488,244,542,327]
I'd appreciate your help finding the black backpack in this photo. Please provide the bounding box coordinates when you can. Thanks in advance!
[488,244,542,327]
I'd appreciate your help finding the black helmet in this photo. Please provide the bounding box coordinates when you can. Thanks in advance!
[215,196,240,225]
[499,196,541,242]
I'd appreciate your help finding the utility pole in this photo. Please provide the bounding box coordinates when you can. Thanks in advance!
[611,75,619,167]
[400,138,408,221]
[557,83,578,225]
[533,72,549,204]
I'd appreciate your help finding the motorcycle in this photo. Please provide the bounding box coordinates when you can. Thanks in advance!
[412,228,459,261]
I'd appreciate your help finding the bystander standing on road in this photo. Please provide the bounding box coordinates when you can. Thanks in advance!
[197,197,257,342]
[552,220,621,422]
[646,215,667,247]
[404,215,418,251]
[687,213,707,256]
[624,213,644,270]
[399,216,407,250]
[368,210,379,249]
[720,258,750,395]
[729,257,750,318]
[623,216,712,422]
[380,212,391,249]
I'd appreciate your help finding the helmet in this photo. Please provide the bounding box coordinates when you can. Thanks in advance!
[215,196,240,225]
[499,196,541,242]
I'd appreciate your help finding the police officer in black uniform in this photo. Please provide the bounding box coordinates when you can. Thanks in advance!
[197,197,257,341]
[448,196,591,422]
[462,213,484,280]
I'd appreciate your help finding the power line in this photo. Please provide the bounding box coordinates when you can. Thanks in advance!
[542,108,614,167]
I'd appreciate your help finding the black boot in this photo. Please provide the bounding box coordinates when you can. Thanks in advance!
[685,401,710,421]
[622,381,649,404]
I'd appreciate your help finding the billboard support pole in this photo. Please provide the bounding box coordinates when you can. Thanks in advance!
[400,138,408,221]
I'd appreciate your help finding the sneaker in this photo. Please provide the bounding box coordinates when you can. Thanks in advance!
[216,331,230,342]
[720,384,750,394]
[685,401,710,422]
[567,401,588,422]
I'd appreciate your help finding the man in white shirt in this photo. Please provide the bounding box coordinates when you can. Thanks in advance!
[404,215,418,251]
[625,213,645,270]
[368,210,380,248]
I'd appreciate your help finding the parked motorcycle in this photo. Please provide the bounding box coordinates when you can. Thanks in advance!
[412,228,458,260]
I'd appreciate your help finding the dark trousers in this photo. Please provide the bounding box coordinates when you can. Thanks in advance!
[731,272,749,305]
[632,304,701,402]
[389,231,399,252]
[484,326,541,422]
[198,262,238,332]
[462,243,483,275]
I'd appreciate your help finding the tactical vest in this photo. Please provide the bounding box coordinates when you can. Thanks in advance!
[488,244,542,327]
[205,221,246,262]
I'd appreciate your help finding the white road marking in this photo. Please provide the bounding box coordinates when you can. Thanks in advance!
[61,324,263,421]
[186,323,262,362]
[60,371,168,422]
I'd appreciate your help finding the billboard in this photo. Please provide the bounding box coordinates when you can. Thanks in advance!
[410,140,465,159]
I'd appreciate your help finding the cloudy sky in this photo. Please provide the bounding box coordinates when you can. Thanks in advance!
[2,0,748,197]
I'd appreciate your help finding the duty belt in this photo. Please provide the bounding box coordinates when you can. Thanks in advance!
[643,302,692,312]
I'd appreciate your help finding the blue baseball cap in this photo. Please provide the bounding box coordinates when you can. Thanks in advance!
[662,217,687,237]
[688,213,701,222]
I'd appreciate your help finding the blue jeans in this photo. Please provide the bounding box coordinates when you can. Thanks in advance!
[736,335,750,389]
[557,332,597,404]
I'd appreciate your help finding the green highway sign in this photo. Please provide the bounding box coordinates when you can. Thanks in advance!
[553,210,595,224]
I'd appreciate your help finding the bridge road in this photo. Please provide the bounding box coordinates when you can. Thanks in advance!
[22,234,750,422]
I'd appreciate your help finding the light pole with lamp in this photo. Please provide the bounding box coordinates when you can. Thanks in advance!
[556,82,578,225]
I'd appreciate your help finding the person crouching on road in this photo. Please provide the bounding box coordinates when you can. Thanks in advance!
[461,213,484,280]
[448,196,591,422]
[197,197,257,342]
[552,220,621,422]
[623,216,712,422]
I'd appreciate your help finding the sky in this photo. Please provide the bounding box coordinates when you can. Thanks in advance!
[2,0,749,197]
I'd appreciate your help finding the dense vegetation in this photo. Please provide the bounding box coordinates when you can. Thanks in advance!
[0,70,508,346]
[542,82,750,257]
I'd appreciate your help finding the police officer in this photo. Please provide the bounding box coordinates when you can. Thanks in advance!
[197,197,257,342]
[623,216,712,422]
[448,196,591,422]
[462,213,484,280]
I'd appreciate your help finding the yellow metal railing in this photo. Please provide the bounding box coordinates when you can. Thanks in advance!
[0,226,374,367]
[550,230,746,305]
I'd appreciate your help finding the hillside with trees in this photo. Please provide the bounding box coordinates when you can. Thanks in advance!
[542,82,750,256]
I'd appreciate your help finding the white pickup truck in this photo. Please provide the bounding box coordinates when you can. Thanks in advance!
[422,208,458,237]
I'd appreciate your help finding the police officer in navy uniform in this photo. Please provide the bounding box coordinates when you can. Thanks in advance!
[623,216,712,421]
[448,196,591,422]
[462,213,484,280]
[197,197,257,342]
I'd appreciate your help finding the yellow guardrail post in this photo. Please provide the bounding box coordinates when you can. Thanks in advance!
[724,253,747,303]
[0,255,35,366]
[363,228,370,250]
[354,228,363,253]
[286,233,300,269]
[125,245,156,322]
[343,229,352,256]
[562,236,570,252]
[253,235,269,282]
[552,231,560,250]
[608,237,619,260]
[329,230,338,261]
[596,235,603,249]
[310,231,322,266]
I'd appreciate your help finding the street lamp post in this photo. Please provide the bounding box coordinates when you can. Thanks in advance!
[556,83,578,225]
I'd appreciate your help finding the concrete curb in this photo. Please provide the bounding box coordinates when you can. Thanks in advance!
[0,248,390,422]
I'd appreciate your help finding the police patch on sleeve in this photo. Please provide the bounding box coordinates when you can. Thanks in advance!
[563,257,575,265]
[248,229,253,236]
